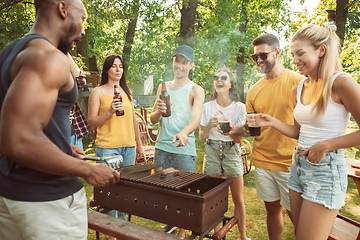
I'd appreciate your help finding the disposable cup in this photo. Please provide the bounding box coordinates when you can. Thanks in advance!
[345,149,356,160]
[219,121,230,133]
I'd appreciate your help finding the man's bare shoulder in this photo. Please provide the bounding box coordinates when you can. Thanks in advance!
[191,83,205,95]
[11,39,70,88]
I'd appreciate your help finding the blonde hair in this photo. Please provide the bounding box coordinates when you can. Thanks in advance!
[292,24,342,118]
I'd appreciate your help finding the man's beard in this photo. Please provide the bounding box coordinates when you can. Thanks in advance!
[173,67,186,79]
[58,21,76,54]
[58,40,72,54]
[258,60,276,74]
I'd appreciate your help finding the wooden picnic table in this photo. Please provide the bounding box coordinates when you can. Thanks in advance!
[329,159,360,240]
[347,159,360,196]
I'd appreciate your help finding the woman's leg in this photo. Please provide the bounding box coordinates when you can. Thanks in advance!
[228,176,248,240]
[296,199,338,240]
[289,189,302,234]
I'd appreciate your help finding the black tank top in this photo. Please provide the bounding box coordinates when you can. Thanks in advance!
[0,34,83,201]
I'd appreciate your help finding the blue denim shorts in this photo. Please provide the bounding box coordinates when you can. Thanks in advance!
[96,146,136,168]
[70,134,83,151]
[96,146,136,220]
[289,145,347,210]
[154,148,196,172]
[203,139,244,178]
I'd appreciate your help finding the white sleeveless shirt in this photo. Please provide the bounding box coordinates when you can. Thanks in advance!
[294,72,350,148]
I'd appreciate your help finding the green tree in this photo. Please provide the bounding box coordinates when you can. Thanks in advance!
[0,0,35,49]
[291,0,360,83]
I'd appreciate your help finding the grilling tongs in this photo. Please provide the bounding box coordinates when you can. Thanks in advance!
[83,155,124,169]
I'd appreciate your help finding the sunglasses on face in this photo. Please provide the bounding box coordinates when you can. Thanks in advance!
[250,49,277,62]
[213,75,228,81]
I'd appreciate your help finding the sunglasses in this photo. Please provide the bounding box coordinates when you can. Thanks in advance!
[213,75,228,81]
[250,49,277,62]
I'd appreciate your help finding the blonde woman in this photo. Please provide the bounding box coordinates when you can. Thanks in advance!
[247,24,360,240]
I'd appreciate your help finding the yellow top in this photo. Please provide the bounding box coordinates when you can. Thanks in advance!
[246,69,304,172]
[95,87,136,148]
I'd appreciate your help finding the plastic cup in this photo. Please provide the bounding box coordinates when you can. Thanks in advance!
[345,149,356,160]
[219,121,230,133]
[247,113,261,136]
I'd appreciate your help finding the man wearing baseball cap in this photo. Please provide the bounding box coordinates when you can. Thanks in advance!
[150,45,204,238]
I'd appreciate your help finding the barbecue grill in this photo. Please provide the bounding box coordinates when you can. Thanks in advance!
[91,165,233,239]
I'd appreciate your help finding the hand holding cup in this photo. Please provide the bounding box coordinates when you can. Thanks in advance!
[246,113,261,136]
[215,111,231,133]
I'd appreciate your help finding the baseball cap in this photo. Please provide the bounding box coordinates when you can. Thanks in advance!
[173,45,195,62]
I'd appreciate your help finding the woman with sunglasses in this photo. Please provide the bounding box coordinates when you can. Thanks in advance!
[199,69,250,240]
[247,24,360,240]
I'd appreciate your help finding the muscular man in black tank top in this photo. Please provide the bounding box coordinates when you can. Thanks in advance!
[0,0,119,239]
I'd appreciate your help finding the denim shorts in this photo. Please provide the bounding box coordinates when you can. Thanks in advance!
[203,139,244,178]
[70,134,83,151]
[96,146,136,219]
[96,146,136,168]
[289,145,347,210]
[154,148,196,172]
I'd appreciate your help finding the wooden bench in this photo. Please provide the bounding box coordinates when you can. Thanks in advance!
[88,209,182,240]
[328,214,360,240]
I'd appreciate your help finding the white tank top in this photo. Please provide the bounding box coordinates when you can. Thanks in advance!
[294,72,350,148]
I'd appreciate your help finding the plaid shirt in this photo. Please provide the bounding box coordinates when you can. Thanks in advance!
[72,70,91,138]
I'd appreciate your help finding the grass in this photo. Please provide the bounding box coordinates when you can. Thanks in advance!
[83,132,360,240]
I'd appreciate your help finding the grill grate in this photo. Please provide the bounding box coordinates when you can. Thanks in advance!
[119,168,207,190]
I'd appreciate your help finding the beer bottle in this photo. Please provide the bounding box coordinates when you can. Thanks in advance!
[113,85,124,116]
[160,82,171,117]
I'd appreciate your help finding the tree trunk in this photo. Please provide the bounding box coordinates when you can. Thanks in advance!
[179,0,198,48]
[178,0,198,80]
[76,33,89,69]
[122,0,140,76]
[335,0,349,48]
[74,33,95,148]
[235,1,248,103]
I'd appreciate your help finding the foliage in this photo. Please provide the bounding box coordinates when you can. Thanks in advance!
[290,0,360,83]
[193,0,293,97]
[0,0,35,49]
[1,0,359,91]
[71,0,296,96]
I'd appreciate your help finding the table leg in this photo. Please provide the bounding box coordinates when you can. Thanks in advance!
[352,178,360,240]
[353,178,360,197]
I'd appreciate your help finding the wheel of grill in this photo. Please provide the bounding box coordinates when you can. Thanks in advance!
[240,139,252,175]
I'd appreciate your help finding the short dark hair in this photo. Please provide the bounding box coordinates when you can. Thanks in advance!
[252,33,280,49]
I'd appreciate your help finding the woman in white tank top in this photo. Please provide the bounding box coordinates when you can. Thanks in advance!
[247,24,360,240]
